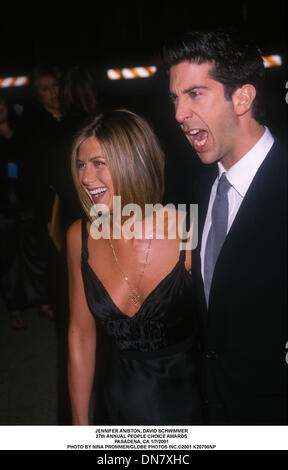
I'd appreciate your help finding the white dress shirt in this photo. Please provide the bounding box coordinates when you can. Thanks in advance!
[200,127,274,279]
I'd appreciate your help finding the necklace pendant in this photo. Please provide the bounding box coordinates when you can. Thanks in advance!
[129,290,141,307]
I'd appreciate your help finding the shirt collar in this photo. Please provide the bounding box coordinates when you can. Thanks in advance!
[217,127,274,197]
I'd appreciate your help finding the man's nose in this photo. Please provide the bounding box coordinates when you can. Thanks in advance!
[175,97,193,124]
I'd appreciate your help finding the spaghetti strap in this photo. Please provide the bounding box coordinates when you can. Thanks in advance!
[81,218,89,262]
[179,210,192,262]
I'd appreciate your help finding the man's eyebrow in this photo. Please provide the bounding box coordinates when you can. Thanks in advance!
[169,85,208,98]
[183,85,208,93]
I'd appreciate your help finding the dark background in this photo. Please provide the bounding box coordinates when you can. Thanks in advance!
[1,1,287,68]
[1,0,287,202]
[0,0,287,428]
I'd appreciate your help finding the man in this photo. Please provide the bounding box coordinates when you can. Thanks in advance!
[163,29,287,424]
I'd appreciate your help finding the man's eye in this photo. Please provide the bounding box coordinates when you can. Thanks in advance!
[189,91,200,98]
[169,94,177,103]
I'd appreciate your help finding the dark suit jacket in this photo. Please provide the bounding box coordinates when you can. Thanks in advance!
[192,139,287,424]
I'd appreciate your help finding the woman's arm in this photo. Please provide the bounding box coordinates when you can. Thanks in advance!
[67,219,96,425]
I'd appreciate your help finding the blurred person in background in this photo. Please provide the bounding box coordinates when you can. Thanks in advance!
[23,64,63,228]
[21,65,65,322]
[0,93,54,329]
[61,65,97,127]
[52,65,98,235]
[31,63,62,122]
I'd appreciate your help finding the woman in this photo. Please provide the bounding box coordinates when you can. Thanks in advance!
[67,109,202,425]
[32,64,62,122]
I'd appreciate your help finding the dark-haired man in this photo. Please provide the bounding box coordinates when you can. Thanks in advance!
[163,29,287,424]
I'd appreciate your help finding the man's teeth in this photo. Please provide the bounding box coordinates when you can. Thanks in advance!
[89,187,107,196]
[196,138,207,147]
[189,129,201,135]
[189,129,208,147]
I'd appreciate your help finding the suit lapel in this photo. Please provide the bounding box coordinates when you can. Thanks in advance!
[196,164,218,235]
[192,164,217,319]
[209,141,283,305]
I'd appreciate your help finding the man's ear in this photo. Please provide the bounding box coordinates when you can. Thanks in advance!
[232,84,256,116]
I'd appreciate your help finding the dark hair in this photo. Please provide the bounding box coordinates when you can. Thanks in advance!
[162,29,266,123]
[61,66,97,116]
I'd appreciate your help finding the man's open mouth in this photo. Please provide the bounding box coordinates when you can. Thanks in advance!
[186,129,209,152]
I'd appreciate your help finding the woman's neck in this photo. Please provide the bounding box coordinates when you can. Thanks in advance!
[44,105,62,121]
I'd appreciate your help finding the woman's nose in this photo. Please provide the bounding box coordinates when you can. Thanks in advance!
[82,164,96,185]
[50,87,58,98]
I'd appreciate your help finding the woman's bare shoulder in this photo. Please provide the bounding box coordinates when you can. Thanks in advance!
[66,219,83,257]
[67,218,82,239]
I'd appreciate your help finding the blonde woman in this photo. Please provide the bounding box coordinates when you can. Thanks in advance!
[67,109,202,425]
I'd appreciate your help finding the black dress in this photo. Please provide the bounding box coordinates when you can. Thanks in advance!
[81,219,203,425]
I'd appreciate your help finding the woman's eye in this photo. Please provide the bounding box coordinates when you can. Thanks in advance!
[76,162,85,169]
[94,161,105,167]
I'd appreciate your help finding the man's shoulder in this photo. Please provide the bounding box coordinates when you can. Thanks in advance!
[268,133,287,160]
[260,137,287,182]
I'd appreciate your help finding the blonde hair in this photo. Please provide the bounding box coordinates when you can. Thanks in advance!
[71,109,165,223]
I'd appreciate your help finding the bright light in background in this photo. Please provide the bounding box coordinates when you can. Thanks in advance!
[0,76,29,88]
[263,55,282,68]
[106,57,283,80]
[107,66,157,80]
[0,56,283,88]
